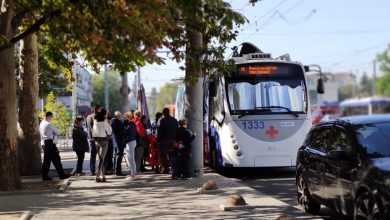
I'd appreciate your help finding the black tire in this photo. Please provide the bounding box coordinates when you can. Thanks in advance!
[208,136,218,170]
[354,191,381,220]
[211,149,220,171]
[296,173,321,215]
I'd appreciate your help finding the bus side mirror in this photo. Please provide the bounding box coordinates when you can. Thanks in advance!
[209,82,217,97]
[317,78,325,94]
[304,65,310,72]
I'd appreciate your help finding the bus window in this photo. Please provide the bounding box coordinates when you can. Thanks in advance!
[227,80,306,113]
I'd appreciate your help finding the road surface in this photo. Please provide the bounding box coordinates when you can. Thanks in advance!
[220,167,350,220]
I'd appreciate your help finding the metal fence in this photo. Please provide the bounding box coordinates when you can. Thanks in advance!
[57,136,73,151]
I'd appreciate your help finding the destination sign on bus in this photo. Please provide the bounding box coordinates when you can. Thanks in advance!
[238,65,282,75]
[237,64,294,76]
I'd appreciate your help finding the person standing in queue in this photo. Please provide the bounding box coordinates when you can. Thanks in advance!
[40,111,71,181]
[140,115,151,172]
[132,110,147,173]
[123,112,138,180]
[174,119,195,179]
[72,115,89,176]
[151,112,162,135]
[151,112,163,173]
[111,111,126,176]
[87,104,101,176]
[157,107,178,174]
[104,111,114,175]
[92,109,112,182]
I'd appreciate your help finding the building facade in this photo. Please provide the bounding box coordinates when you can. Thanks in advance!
[307,72,357,105]
[55,62,92,117]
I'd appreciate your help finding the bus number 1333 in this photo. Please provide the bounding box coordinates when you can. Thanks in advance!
[242,121,265,130]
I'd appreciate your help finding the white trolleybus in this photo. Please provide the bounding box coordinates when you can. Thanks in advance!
[203,43,322,168]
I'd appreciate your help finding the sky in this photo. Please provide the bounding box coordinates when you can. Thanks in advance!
[133,0,390,95]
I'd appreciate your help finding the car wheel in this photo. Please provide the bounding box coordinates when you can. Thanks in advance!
[354,191,381,220]
[297,173,321,215]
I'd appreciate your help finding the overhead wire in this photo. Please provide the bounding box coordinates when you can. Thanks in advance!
[238,0,317,43]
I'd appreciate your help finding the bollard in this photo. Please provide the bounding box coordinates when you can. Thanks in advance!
[224,195,247,206]
[197,180,219,193]
[220,194,255,211]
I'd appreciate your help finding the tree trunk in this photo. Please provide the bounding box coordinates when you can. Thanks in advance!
[18,24,41,175]
[120,71,129,114]
[0,0,22,191]
[185,27,204,178]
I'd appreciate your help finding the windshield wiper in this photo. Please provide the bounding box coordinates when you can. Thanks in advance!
[256,106,299,118]
[237,109,270,119]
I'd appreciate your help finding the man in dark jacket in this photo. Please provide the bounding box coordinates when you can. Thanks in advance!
[111,111,126,176]
[157,107,178,174]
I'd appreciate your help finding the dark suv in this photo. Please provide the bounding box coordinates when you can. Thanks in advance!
[296,115,390,219]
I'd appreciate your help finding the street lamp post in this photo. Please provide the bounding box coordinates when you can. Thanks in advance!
[104,63,109,110]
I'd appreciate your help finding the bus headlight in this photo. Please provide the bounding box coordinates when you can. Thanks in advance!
[237,151,243,157]
[232,139,237,144]
[233,145,239,150]
[230,134,235,139]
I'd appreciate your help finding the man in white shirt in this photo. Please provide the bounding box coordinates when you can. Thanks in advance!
[39,111,70,181]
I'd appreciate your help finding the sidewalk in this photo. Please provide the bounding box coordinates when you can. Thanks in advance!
[0,152,318,220]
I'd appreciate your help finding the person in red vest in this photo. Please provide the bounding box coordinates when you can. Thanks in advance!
[132,110,147,173]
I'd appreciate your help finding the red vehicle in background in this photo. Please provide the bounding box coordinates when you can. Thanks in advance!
[311,102,341,124]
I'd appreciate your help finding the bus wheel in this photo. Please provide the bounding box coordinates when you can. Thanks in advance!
[211,149,220,171]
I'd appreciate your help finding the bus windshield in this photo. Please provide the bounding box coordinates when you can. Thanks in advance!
[227,80,306,114]
[225,62,307,115]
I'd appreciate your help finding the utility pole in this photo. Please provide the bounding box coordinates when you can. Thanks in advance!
[185,1,204,178]
[104,63,109,110]
[135,66,141,111]
[137,66,141,90]
[72,64,77,118]
[373,60,377,96]
[120,71,129,114]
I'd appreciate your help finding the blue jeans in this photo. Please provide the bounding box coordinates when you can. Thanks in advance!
[126,140,137,176]
[89,140,97,174]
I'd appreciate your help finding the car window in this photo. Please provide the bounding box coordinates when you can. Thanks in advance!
[309,126,332,152]
[329,126,352,154]
[355,122,390,158]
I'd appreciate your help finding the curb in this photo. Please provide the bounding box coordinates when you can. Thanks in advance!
[0,179,72,195]
[20,211,32,220]
[0,211,32,220]
[197,188,224,194]
[59,179,71,193]
[220,204,256,211]
[70,167,76,175]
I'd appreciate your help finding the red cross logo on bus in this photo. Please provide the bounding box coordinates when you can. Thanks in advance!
[266,126,278,139]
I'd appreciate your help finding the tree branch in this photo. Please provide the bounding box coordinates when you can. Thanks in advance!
[0,9,61,50]
[11,8,31,29]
